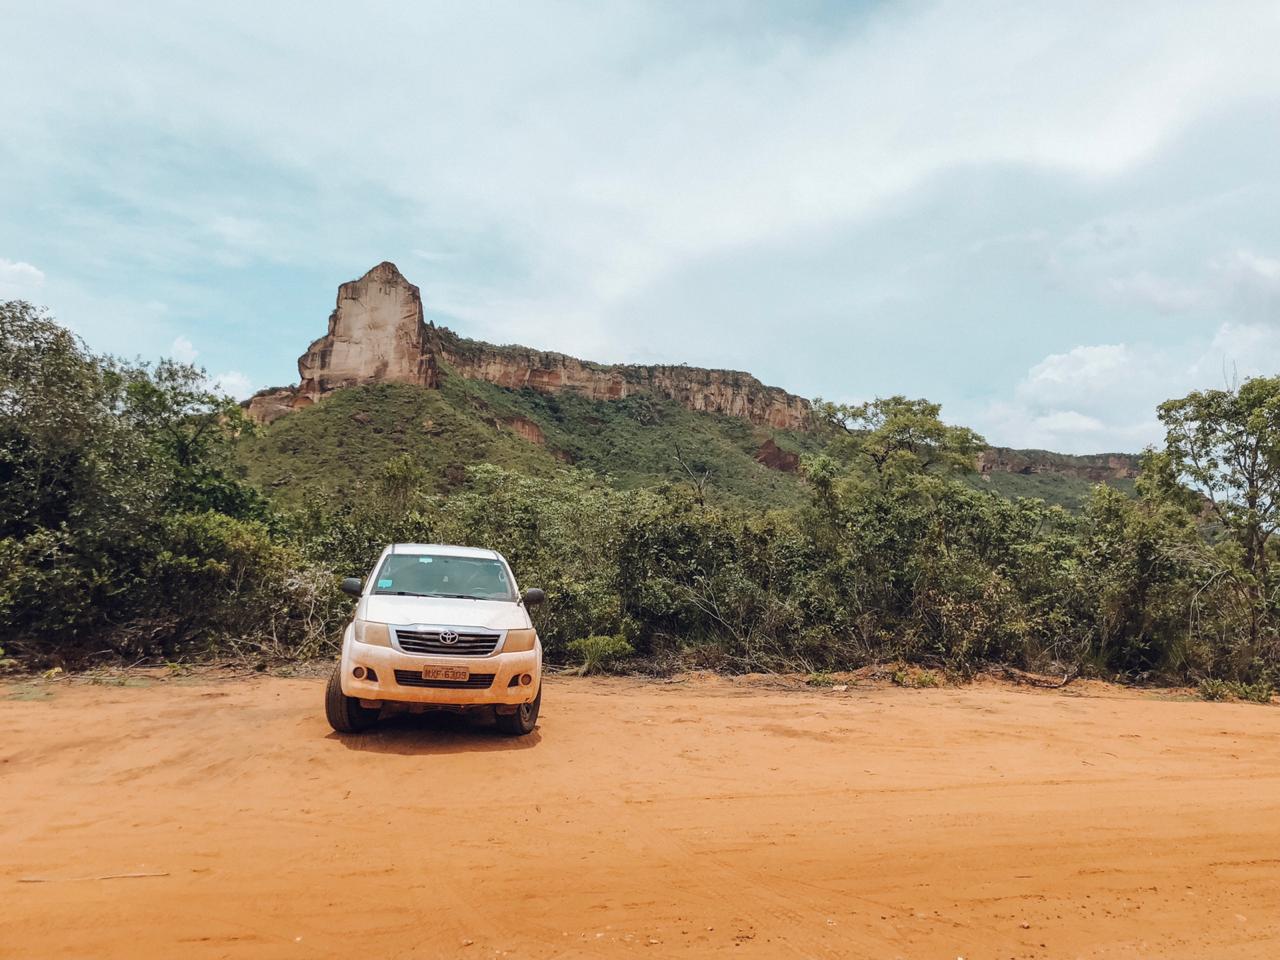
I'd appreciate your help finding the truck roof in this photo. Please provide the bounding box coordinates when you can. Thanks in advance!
[385,543,503,560]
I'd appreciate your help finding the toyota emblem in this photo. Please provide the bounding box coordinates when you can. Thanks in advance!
[439,630,459,645]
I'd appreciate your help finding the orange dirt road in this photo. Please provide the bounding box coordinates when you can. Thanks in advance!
[3,673,1279,959]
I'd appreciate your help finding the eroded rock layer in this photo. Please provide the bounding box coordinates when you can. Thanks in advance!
[437,334,810,431]
[248,261,811,431]
[976,448,1140,481]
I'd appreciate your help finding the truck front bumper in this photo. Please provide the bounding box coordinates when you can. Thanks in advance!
[339,641,541,708]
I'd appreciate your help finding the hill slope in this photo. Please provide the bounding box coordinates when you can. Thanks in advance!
[236,261,1140,511]
[238,372,821,508]
[238,374,1136,511]
[971,447,1139,510]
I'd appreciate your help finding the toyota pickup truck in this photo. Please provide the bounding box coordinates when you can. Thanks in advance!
[325,543,544,736]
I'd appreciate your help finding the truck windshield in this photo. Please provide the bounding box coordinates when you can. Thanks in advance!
[371,554,517,601]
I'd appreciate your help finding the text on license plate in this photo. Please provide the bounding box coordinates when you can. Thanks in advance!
[423,665,469,682]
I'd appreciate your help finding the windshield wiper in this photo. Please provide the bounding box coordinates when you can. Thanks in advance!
[373,591,489,600]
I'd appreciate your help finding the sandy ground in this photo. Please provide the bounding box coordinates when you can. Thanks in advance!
[2,671,1279,959]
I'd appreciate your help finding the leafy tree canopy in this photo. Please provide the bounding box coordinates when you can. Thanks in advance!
[815,395,985,483]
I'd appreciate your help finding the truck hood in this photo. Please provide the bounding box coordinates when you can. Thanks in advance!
[359,594,531,631]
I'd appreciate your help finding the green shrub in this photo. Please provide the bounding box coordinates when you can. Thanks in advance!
[146,511,346,659]
[1199,678,1274,704]
[566,634,635,675]
[10,302,1280,693]
[0,302,340,664]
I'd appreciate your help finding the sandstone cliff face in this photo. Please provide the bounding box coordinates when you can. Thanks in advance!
[976,447,1139,482]
[500,416,546,445]
[298,261,437,400]
[247,262,438,424]
[244,386,307,426]
[247,261,811,431]
[754,438,801,472]
[438,334,810,431]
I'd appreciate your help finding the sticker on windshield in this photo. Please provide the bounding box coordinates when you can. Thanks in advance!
[377,578,393,588]
[417,557,433,563]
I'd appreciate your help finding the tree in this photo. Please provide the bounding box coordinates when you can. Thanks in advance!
[0,301,311,662]
[1158,377,1280,661]
[113,358,265,518]
[815,395,985,483]
[672,441,711,508]
[0,301,153,539]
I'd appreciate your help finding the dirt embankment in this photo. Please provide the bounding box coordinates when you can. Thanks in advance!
[2,672,1279,959]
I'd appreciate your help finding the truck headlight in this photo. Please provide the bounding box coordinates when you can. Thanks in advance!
[504,628,538,652]
[354,620,391,647]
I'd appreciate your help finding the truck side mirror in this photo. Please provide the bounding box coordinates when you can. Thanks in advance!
[521,587,546,607]
[340,577,364,597]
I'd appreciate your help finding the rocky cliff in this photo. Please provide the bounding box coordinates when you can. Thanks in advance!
[248,262,811,430]
[436,330,810,430]
[976,447,1140,482]
[247,262,438,423]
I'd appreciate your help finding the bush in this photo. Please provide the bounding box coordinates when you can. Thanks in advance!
[1198,678,1274,704]
[566,634,635,675]
[145,511,346,659]
[9,303,1280,692]
[0,302,337,665]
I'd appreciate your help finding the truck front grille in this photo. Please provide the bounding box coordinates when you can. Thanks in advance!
[393,670,496,689]
[395,629,502,657]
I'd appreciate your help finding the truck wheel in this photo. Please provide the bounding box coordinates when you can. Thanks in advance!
[496,685,541,736]
[325,665,380,733]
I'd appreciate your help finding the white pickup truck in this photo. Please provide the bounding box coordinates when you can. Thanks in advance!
[326,543,544,736]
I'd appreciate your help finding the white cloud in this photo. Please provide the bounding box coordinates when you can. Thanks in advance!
[1213,249,1280,323]
[1033,410,1107,434]
[1190,321,1280,386]
[984,316,1280,452]
[210,370,253,400]
[412,249,453,262]
[0,258,45,299]
[1224,249,1280,286]
[1017,344,1142,412]
[979,397,1163,454]
[4,3,1280,454]
[1106,271,1205,313]
[974,343,1176,452]
[170,335,198,364]
[6,2,1280,348]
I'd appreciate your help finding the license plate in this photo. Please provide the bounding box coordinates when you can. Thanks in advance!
[423,665,469,682]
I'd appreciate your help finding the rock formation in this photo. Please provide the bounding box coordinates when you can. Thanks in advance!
[297,261,438,398]
[754,438,801,472]
[247,261,438,424]
[976,448,1140,482]
[500,416,546,445]
[438,333,810,431]
[248,261,812,431]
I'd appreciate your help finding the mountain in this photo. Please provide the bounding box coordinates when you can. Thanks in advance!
[238,262,1139,510]
[246,261,809,431]
[972,447,1139,508]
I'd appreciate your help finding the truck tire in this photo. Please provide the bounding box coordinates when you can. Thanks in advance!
[496,685,541,736]
[325,665,380,733]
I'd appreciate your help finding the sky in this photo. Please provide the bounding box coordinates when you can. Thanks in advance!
[3,0,1280,453]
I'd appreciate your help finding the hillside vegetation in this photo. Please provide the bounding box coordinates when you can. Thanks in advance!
[238,369,1127,511]
[238,368,823,508]
[971,470,1135,512]
[7,300,1277,699]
